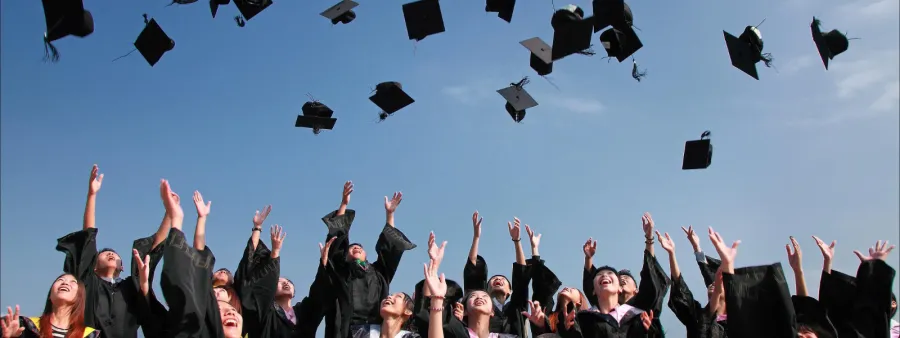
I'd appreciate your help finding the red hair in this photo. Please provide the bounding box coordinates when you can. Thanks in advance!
[214,285,242,315]
[39,273,86,338]
[547,289,590,333]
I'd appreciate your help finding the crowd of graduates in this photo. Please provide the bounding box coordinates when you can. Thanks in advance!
[0,164,896,338]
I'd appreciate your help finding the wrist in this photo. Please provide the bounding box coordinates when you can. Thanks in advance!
[512,238,521,242]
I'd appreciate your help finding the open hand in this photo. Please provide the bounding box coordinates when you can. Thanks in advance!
[854,240,895,262]
[270,225,286,253]
[785,236,802,271]
[521,300,546,328]
[708,227,740,265]
[583,237,597,258]
[319,237,337,266]
[341,181,353,206]
[193,191,211,217]
[452,302,464,321]
[656,231,675,253]
[423,259,447,298]
[427,232,447,268]
[472,211,483,238]
[132,249,150,287]
[640,310,654,330]
[88,164,104,195]
[642,212,655,237]
[253,205,272,227]
[1,305,23,338]
[508,218,522,241]
[384,192,402,213]
[811,236,836,261]
[525,225,542,248]
[681,225,701,251]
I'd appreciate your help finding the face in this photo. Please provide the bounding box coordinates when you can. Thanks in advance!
[466,290,493,316]
[347,245,367,261]
[619,275,637,294]
[380,292,412,318]
[213,270,231,285]
[50,274,79,305]
[214,287,231,302]
[892,300,897,311]
[488,276,510,295]
[593,270,621,295]
[797,327,818,338]
[95,251,121,272]
[219,301,243,338]
[276,277,294,298]
[558,287,582,307]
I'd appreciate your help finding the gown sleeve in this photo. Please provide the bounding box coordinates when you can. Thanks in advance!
[817,269,857,334]
[791,295,838,338]
[160,228,218,338]
[239,254,281,337]
[529,257,562,335]
[296,262,336,337]
[582,265,598,309]
[722,263,797,338]
[321,209,356,264]
[698,255,722,288]
[131,235,168,338]
[506,262,532,337]
[464,255,489,294]
[55,228,101,329]
[628,250,670,316]
[370,224,418,285]
[666,275,703,334]
[233,237,271,298]
[851,259,896,338]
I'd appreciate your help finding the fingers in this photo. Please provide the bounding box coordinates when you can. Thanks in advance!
[440,241,447,251]
[812,235,823,245]
[655,230,662,241]
[830,240,836,249]
[731,240,741,249]
[681,226,689,235]
[507,221,513,231]
[785,244,791,256]
[144,255,150,267]
[853,250,865,261]
[525,225,533,236]
[428,232,435,246]
[132,249,143,267]
[887,245,896,254]
[439,273,446,284]
[790,236,799,249]
[665,232,672,241]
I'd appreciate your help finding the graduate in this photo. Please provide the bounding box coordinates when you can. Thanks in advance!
[0,274,101,338]
[523,228,591,337]
[660,229,727,337]
[462,212,532,336]
[54,165,168,338]
[411,233,464,338]
[319,181,418,338]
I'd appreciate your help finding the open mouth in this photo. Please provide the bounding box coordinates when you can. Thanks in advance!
[473,298,486,306]
[381,299,394,307]
[58,285,71,292]
[599,277,613,286]
[281,285,290,291]
[223,319,238,327]
[492,280,503,287]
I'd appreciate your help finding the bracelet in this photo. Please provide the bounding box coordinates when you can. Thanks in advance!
[430,307,444,312]
[430,296,445,300]
[512,239,521,242]
[252,227,262,232]
[645,238,654,245]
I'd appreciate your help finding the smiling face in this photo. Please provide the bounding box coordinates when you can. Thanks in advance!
[214,287,232,302]
[275,277,294,299]
[50,274,80,305]
[593,270,621,296]
[219,301,243,338]
[466,290,493,316]
[619,275,637,294]
[347,244,367,261]
[488,275,510,296]
[379,292,413,318]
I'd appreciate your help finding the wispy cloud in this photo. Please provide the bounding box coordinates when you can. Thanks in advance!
[542,97,604,114]
[781,55,815,75]
[870,80,900,112]
[831,49,899,100]
[834,0,900,24]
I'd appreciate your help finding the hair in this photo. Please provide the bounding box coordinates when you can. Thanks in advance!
[212,268,234,287]
[98,248,124,277]
[547,289,590,333]
[214,285,242,314]
[892,293,897,318]
[400,292,413,314]
[39,273,86,338]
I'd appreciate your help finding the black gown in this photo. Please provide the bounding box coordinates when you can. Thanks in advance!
[666,275,726,338]
[320,209,417,338]
[55,228,164,338]
[462,255,532,337]
[410,278,463,338]
[557,308,654,338]
[160,228,225,338]
[583,250,670,336]
[721,263,797,338]
[528,255,565,336]
[819,260,896,338]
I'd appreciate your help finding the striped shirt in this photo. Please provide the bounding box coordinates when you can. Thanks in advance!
[52,325,67,338]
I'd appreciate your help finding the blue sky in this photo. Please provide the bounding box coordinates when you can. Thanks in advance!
[1,0,898,336]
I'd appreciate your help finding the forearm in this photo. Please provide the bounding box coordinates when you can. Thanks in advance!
[83,193,97,230]
[193,216,207,250]
[793,268,808,297]
[668,252,681,280]
[152,213,171,250]
[468,237,480,265]
[822,258,832,274]
[514,241,526,265]
[429,306,445,338]
[644,235,655,257]
[337,203,348,216]
[386,212,395,227]
[250,224,262,251]
[584,255,593,271]
[531,244,540,257]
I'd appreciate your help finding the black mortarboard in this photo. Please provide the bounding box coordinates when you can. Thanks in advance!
[134,15,175,67]
[682,130,712,170]
[41,0,94,62]
[592,0,633,32]
[497,78,538,123]
[550,5,595,61]
[811,17,850,70]
[301,100,335,118]
[209,0,231,18]
[485,0,516,23]
[402,0,446,41]
[234,0,273,23]
[723,25,774,80]
[792,295,838,338]
[520,37,554,76]
[370,82,415,119]
[295,115,337,135]
[598,27,642,62]
[321,0,359,25]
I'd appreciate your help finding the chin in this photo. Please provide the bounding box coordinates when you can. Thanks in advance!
[223,327,242,338]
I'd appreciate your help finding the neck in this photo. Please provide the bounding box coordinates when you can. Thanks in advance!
[276,297,292,308]
[621,291,635,303]
[95,268,115,280]
[491,293,508,304]
[379,316,404,338]
[467,315,491,338]
[50,305,73,328]
[596,292,620,314]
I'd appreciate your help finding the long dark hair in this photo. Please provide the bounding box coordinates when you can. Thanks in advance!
[39,273,86,338]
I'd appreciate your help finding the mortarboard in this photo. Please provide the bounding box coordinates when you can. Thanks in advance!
[550,6,596,61]
[301,100,335,118]
[370,82,415,121]
[234,0,273,26]
[598,27,642,62]
[497,78,538,123]
[134,15,175,67]
[209,0,231,18]
[41,0,94,62]
[811,17,851,70]
[592,0,633,32]
[403,0,445,41]
[682,130,712,170]
[485,0,516,23]
[723,25,774,80]
[295,115,337,135]
[520,37,554,76]
[792,296,838,338]
[321,0,359,25]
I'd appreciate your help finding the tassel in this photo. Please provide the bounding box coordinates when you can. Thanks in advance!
[631,60,647,82]
[234,16,246,27]
[312,127,322,135]
[377,111,389,122]
[760,52,774,68]
[167,0,198,5]
[541,76,561,91]
[513,76,530,89]
[43,35,60,63]
[576,46,596,56]
[143,13,150,24]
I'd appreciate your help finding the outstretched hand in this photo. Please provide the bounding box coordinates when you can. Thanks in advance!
[88,164,104,195]
[854,240,895,262]
[132,249,151,286]
[319,237,337,267]
[641,212,655,237]
[708,227,740,266]
[785,236,802,271]
[812,236,836,261]
[341,181,353,206]
[472,211,483,238]
[423,259,447,298]
[681,225,701,251]
[159,180,183,221]
[253,205,272,227]
[525,224,541,248]
[583,237,597,258]
[508,218,522,241]
[640,310,654,330]
[656,231,675,253]
[193,191,211,217]
[521,300,547,328]
[384,192,402,213]
[427,232,447,268]
[1,305,24,338]
[270,225,286,254]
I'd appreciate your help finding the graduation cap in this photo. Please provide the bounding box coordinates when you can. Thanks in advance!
[133,15,175,67]
[209,0,231,18]
[402,0,446,41]
[497,77,538,123]
[295,99,337,135]
[233,0,273,27]
[41,0,94,62]
[321,0,359,25]
[682,130,712,170]
[598,27,642,62]
[520,37,554,76]
[485,0,516,23]
[811,17,852,70]
[592,0,633,32]
[631,59,647,81]
[370,82,415,121]
[723,24,774,80]
[792,295,838,338]
[550,5,596,61]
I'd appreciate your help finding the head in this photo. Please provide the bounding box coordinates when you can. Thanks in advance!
[797,325,818,338]
[618,270,637,295]
[40,274,86,338]
[214,285,241,312]
[556,287,589,312]
[706,284,726,312]
[95,248,123,278]
[212,268,233,287]
[464,290,494,317]
[275,277,295,299]
[219,300,243,338]
[487,275,511,298]
[592,266,622,297]
[347,243,367,262]
[891,293,897,318]
[379,292,413,320]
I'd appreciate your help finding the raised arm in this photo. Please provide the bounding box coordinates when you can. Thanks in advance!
[192,191,212,251]
[463,211,487,294]
[629,215,670,314]
[322,182,356,263]
[250,205,272,252]
[582,238,598,309]
[682,226,718,287]
[423,233,448,338]
[83,164,103,230]
[241,226,284,334]
[785,236,808,297]
[509,218,526,265]
[371,191,417,284]
[851,240,896,338]
[469,211,482,265]
[641,213,655,257]
[657,231,680,280]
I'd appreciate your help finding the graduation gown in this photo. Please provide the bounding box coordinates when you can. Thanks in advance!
[528,256,566,336]
[411,278,463,338]
[557,307,655,338]
[440,315,518,338]
[55,228,164,338]
[4,316,101,338]
[722,263,797,338]
[790,296,837,338]
[320,209,417,338]
[819,260,897,338]
[234,236,274,300]
[583,250,670,336]
[160,228,224,338]
[666,275,726,338]
[463,255,532,337]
